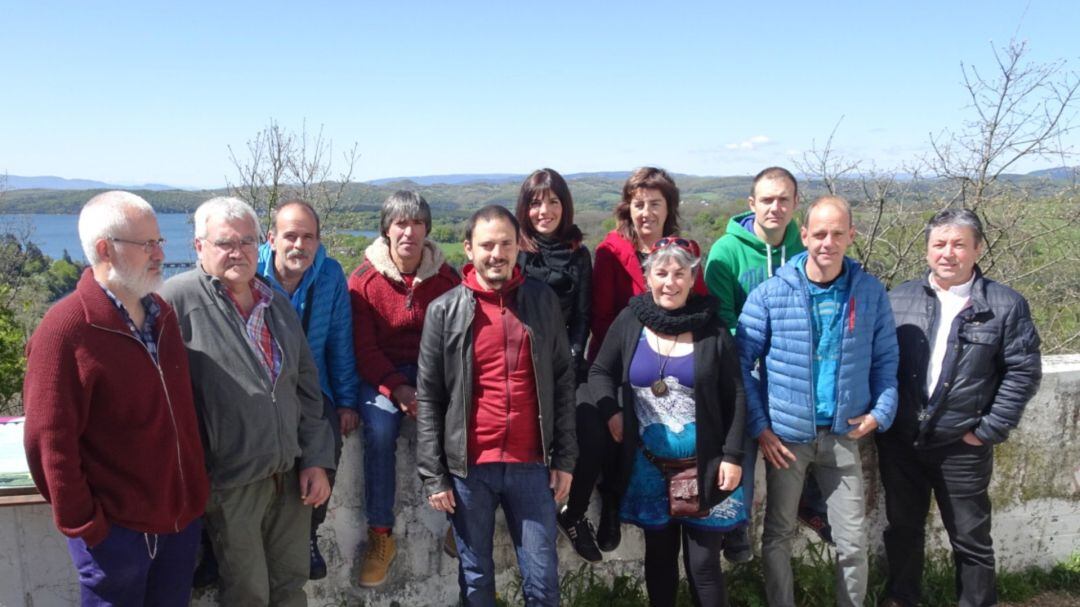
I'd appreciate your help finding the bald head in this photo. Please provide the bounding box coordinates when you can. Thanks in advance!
[800,195,856,282]
[804,195,853,229]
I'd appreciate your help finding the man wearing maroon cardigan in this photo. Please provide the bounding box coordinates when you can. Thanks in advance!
[348,190,460,586]
[22,191,209,606]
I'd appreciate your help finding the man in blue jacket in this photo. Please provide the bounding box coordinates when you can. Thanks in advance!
[737,196,899,607]
[257,199,359,579]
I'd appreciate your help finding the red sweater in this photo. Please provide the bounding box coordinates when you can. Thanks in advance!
[349,240,460,397]
[22,270,209,546]
[589,230,707,360]
[462,265,543,465]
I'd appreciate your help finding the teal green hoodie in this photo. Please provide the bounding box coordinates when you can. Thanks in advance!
[703,210,805,333]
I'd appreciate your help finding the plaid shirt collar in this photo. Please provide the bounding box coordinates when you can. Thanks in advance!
[223,278,281,384]
[97,282,162,364]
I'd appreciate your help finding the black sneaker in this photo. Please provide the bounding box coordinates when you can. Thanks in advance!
[557,506,602,563]
[723,527,753,563]
[309,536,327,580]
[595,496,621,552]
[797,506,835,545]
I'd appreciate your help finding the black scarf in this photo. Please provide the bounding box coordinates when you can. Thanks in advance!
[627,292,717,335]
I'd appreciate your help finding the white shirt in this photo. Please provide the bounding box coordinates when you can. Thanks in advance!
[926,273,975,397]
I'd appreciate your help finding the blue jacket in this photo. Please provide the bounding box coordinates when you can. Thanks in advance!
[736,253,899,442]
[257,242,359,409]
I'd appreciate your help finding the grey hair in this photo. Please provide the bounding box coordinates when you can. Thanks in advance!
[643,245,701,277]
[380,190,432,239]
[194,196,261,240]
[78,191,155,264]
[924,208,985,245]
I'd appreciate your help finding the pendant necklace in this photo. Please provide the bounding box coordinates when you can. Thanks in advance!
[650,330,679,397]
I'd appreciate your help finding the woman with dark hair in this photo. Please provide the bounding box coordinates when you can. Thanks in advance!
[515,168,592,381]
[590,238,746,606]
[557,168,707,559]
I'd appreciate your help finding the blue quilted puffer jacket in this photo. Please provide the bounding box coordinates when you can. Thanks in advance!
[257,242,359,409]
[736,253,899,443]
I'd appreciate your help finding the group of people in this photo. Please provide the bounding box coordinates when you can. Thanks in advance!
[20,165,1041,607]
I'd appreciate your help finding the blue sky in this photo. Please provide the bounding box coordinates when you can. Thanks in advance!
[2,1,1078,188]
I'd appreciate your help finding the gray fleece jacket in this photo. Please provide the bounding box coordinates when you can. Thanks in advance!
[160,268,335,490]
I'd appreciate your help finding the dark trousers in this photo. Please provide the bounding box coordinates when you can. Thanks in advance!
[877,435,996,607]
[67,520,201,607]
[311,392,343,534]
[564,383,621,520]
[643,524,728,607]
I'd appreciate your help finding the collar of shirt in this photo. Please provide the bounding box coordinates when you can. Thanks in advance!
[929,272,975,300]
[96,281,161,362]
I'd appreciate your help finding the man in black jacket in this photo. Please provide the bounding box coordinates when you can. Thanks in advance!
[880,208,1042,607]
[417,205,577,607]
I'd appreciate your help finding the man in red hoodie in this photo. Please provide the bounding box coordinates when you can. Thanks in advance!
[417,205,577,607]
[22,191,209,606]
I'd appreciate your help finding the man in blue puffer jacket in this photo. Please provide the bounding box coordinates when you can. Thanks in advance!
[257,200,359,579]
[737,196,898,607]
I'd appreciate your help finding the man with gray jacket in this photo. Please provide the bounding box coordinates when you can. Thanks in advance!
[161,196,335,606]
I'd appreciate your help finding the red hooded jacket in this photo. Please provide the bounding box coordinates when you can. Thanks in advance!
[461,264,543,465]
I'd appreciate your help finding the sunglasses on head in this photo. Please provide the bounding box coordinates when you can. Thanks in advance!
[650,237,697,255]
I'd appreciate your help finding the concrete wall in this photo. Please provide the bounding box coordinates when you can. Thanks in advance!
[4,356,1078,607]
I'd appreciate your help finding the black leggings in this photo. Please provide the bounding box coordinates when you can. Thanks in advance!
[564,386,621,519]
[643,524,727,607]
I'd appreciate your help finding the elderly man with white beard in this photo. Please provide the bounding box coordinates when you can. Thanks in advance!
[23,191,210,606]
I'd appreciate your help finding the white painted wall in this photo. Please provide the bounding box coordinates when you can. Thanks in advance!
[4,356,1078,607]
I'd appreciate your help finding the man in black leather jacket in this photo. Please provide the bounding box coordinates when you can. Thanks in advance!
[879,208,1042,607]
[417,204,577,606]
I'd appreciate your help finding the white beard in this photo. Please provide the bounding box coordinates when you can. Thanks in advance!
[107,260,163,299]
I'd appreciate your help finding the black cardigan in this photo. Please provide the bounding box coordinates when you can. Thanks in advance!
[588,304,747,510]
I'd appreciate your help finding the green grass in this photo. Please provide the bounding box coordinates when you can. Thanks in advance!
[495,549,1080,606]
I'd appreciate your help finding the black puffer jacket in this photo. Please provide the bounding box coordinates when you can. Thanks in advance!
[518,236,592,366]
[886,267,1042,449]
[415,271,578,497]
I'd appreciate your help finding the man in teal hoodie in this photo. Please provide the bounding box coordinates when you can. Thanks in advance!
[703,167,830,561]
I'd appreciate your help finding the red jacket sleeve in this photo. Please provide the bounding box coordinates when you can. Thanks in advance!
[22,325,110,546]
[348,268,409,398]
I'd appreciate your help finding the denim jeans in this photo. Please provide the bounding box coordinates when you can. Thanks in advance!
[359,364,417,529]
[450,463,560,607]
[67,520,201,607]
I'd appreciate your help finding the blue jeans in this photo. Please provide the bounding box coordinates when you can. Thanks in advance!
[359,364,417,529]
[450,463,559,607]
[67,520,201,607]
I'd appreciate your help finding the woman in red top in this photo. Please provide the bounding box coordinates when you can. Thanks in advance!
[590,167,705,360]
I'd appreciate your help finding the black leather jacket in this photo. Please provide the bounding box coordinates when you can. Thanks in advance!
[416,276,578,496]
[886,267,1041,449]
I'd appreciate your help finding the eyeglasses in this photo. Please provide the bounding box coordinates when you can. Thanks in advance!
[108,237,166,253]
[650,237,697,255]
[204,237,259,253]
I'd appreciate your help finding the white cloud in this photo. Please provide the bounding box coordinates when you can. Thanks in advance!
[724,135,772,151]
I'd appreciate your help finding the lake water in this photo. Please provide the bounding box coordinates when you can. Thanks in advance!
[1,214,376,266]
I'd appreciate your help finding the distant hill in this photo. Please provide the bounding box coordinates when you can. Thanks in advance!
[4,175,183,191]
[367,174,524,186]
[1024,166,1078,180]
